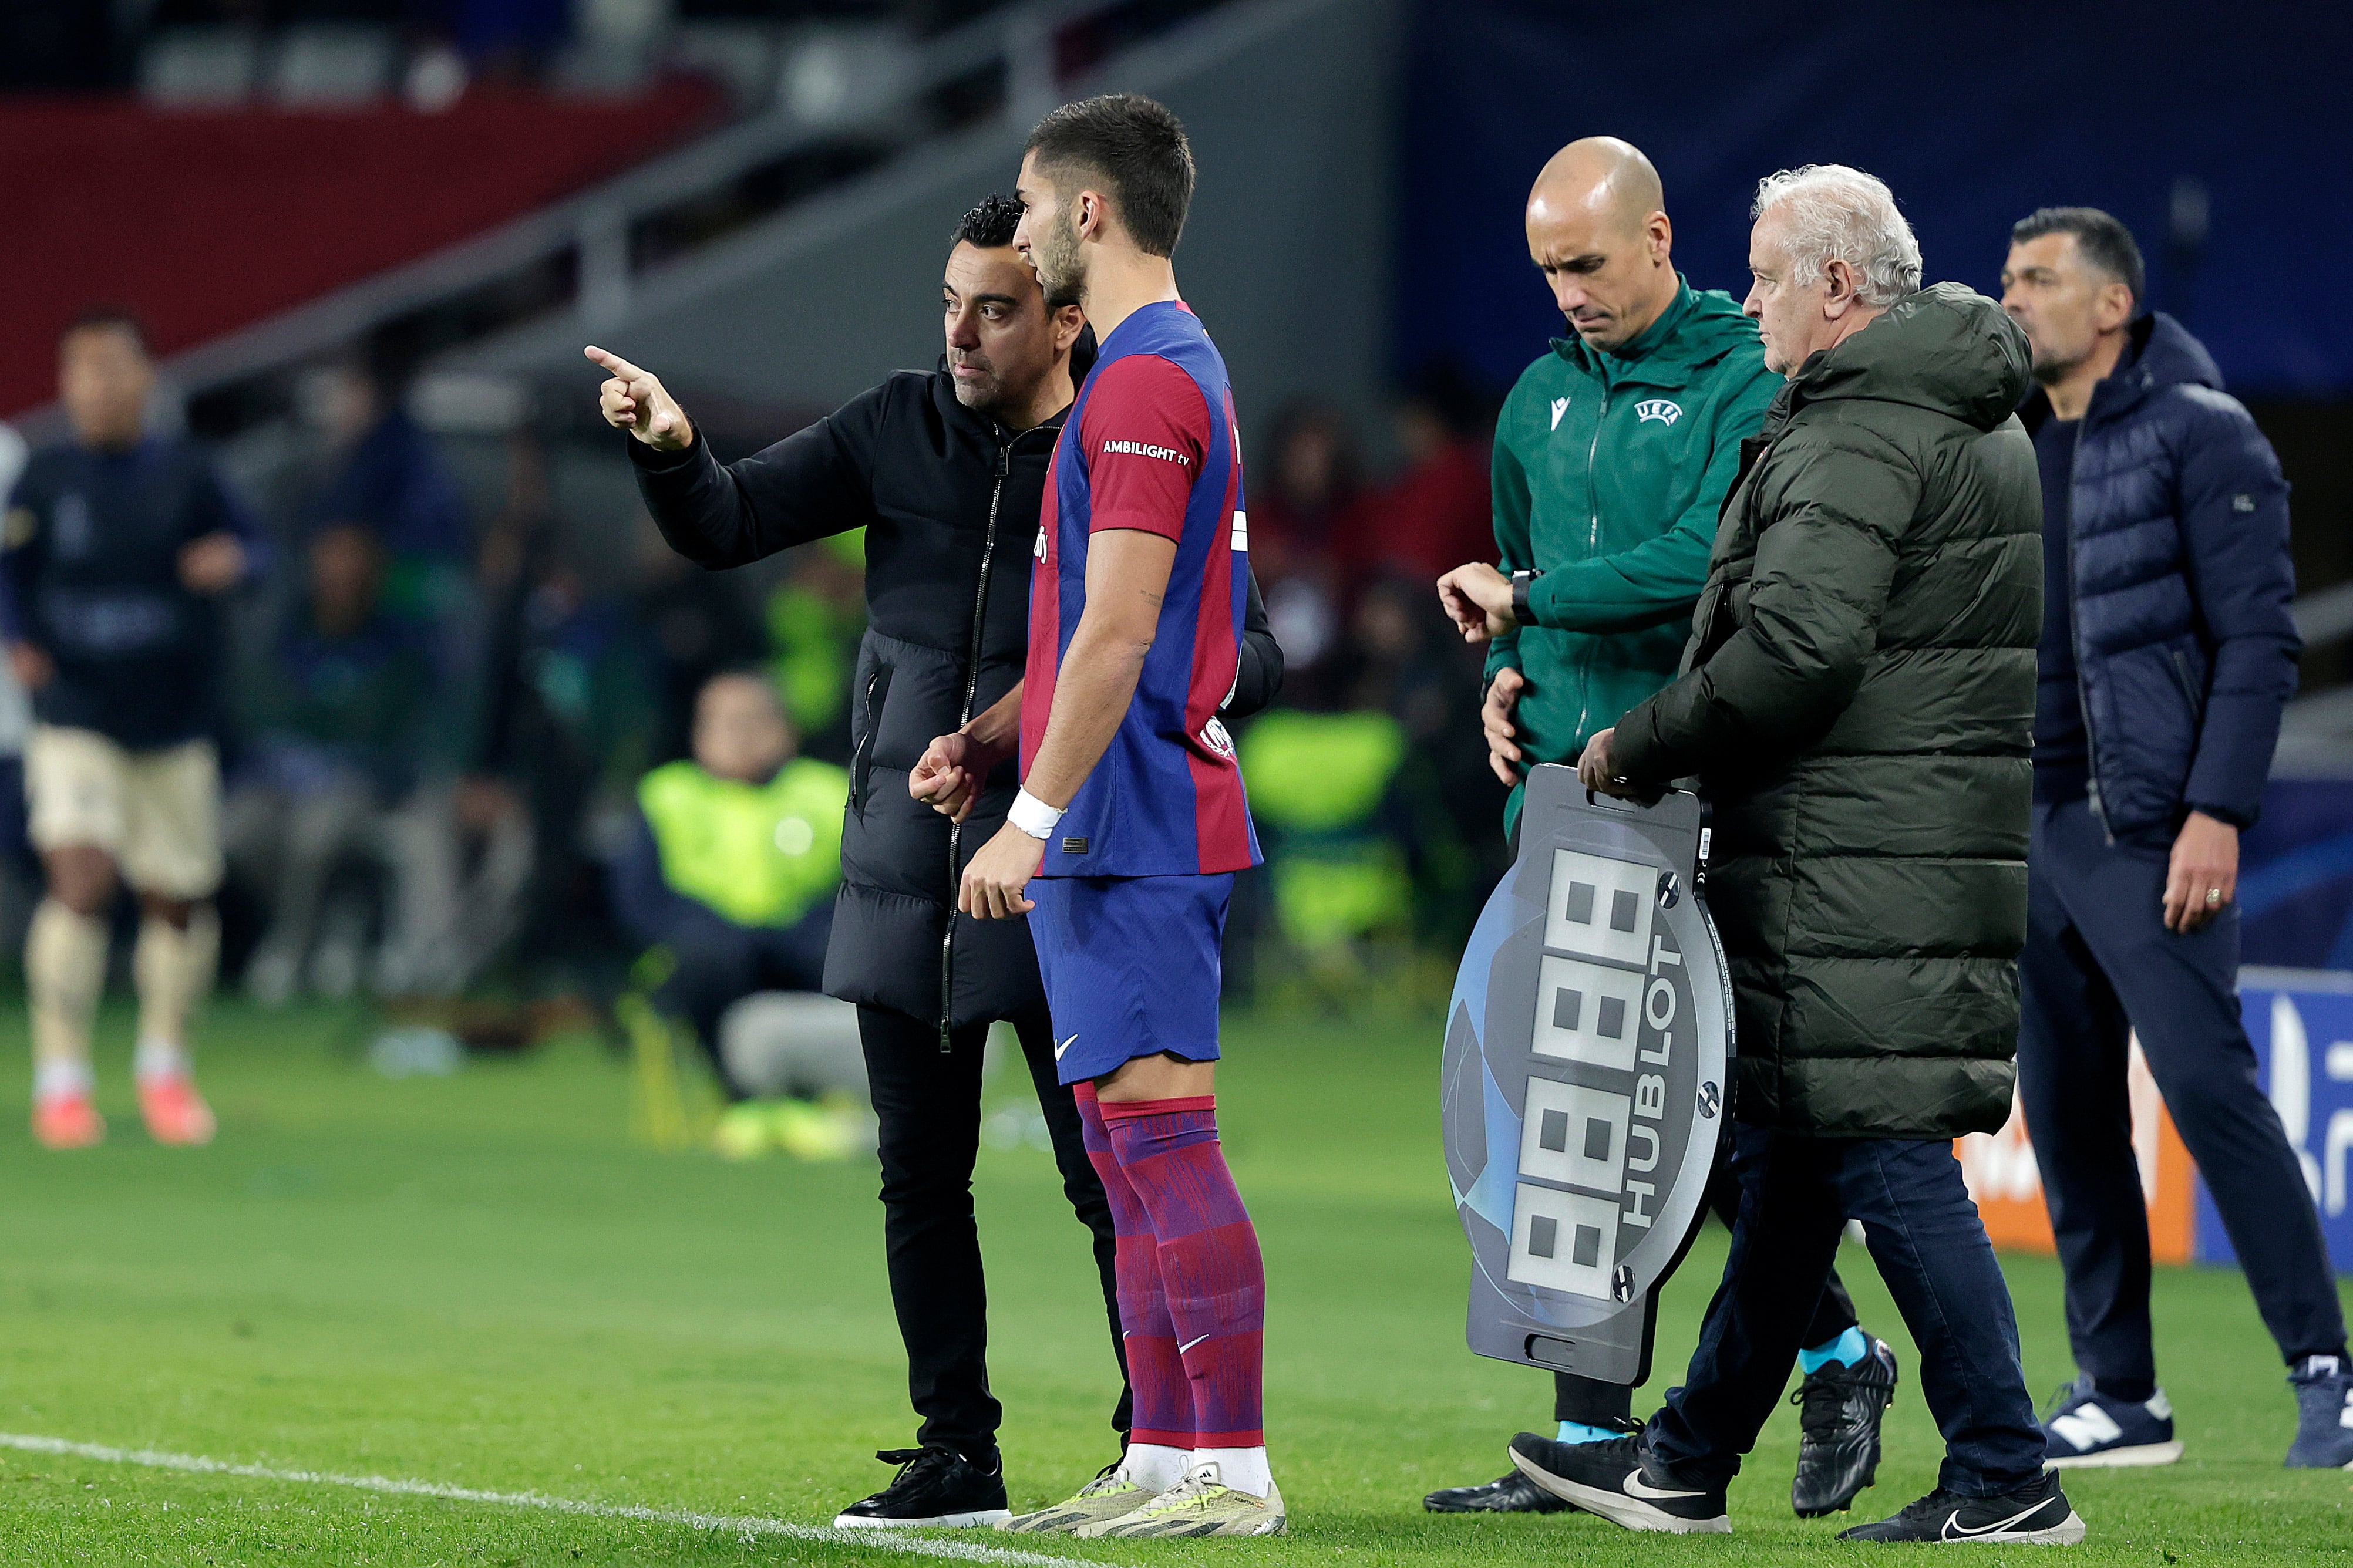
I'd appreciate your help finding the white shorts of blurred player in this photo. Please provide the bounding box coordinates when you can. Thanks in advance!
[718,991,869,1104]
[26,724,223,899]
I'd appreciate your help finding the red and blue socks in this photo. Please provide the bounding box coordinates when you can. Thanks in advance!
[1096,1091,1268,1497]
[1074,1083,1192,1492]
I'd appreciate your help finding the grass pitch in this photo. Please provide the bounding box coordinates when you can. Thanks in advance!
[0,999,2343,1564]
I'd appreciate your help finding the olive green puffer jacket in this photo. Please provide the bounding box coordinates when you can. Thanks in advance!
[1611,283,2042,1139]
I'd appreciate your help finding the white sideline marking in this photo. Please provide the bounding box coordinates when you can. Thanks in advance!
[0,1432,1080,1566]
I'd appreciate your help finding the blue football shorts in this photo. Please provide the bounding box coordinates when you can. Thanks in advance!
[1026,872,1233,1086]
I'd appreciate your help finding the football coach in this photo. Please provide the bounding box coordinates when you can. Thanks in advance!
[1524,166,2085,1545]
[588,194,1282,1530]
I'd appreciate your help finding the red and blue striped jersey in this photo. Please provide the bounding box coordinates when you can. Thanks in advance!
[1020,301,1261,878]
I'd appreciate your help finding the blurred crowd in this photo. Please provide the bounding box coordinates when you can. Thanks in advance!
[0,332,1514,1018]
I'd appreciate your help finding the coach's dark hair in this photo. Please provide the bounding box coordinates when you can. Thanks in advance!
[950,191,1079,309]
[1023,93,1194,259]
[2011,207,2146,313]
[952,193,1025,251]
[62,304,151,355]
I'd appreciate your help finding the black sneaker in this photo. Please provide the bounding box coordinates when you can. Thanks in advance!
[1423,1468,1574,1513]
[1790,1336,1899,1516]
[1838,1470,2085,1545]
[833,1446,1009,1529]
[1507,1431,1729,1535]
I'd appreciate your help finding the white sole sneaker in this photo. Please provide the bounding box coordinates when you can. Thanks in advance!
[2046,1440,2182,1469]
[1512,1452,1729,1535]
[832,1509,1011,1529]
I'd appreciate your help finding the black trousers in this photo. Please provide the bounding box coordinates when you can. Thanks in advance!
[1553,1154,1859,1427]
[2018,798,2347,1383]
[859,1000,1130,1463]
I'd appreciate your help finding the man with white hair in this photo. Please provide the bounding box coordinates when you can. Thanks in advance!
[1509,166,2085,1545]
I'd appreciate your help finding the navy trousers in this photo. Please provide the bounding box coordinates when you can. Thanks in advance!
[1647,1127,2046,1496]
[1553,1160,1859,1427]
[2018,798,2345,1384]
[660,907,832,1098]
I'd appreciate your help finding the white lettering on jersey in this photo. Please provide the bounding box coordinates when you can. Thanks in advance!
[1231,509,1248,552]
[1033,525,1048,561]
[1634,399,1684,426]
[1100,439,1190,464]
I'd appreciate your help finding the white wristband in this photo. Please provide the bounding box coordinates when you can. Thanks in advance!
[1008,788,1065,840]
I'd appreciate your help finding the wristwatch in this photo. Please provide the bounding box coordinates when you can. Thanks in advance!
[1509,569,1544,623]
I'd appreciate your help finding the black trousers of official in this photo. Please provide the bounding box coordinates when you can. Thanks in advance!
[2019,798,2347,1387]
[1552,1154,1860,1426]
[858,1000,1130,1464]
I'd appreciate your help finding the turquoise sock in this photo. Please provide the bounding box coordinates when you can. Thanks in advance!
[1556,1420,1620,1444]
[1799,1324,1870,1375]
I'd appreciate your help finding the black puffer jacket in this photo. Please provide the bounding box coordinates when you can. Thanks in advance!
[630,366,1282,1036]
[1612,284,2041,1139]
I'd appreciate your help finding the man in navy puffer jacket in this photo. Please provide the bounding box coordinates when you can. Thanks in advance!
[2001,208,2349,1472]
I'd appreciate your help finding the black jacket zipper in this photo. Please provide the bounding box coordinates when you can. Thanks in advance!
[940,434,1013,1051]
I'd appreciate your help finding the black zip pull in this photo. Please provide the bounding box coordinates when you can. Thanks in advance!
[995,442,1010,477]
[938,1017,952,1054]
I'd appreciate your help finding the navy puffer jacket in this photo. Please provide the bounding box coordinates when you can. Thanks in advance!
[2022,313,2299,838]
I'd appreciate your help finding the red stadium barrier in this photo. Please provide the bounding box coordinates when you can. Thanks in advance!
[1,82,722,416]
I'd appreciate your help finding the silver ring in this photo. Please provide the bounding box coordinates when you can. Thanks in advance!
[2205,888,2223,906]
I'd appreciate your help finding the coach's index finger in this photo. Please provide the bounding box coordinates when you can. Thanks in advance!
[583,345,647,383]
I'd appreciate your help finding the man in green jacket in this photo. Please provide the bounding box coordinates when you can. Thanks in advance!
[1524,166,2082,1545]
[1429,139,1893,1522]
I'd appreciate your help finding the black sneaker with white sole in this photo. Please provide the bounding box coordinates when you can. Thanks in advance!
[833,1446,1009,1529]
[1837,1469,2085,1545]
[1507,1431,1729,1535]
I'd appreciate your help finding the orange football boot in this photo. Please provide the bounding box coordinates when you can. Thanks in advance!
[139,1077,216,1146]
[33,1092,105,1149]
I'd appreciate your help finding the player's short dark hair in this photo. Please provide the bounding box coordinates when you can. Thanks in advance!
[1023,93,1194,259]
[2011,207,2146,312]
[62,305,150,355]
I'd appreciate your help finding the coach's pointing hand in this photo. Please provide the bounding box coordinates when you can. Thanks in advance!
[960,822,1043,920]
[585,345,694,451]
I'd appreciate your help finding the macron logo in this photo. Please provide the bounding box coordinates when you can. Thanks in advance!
[1102,439,1190,465]
[1550,396,1569,431]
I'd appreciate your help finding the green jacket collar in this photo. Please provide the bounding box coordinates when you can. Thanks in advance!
[1549,274,1745,391]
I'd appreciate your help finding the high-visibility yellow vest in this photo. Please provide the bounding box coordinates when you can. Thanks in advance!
[637,757,848,929]
[1239,709,1412,946]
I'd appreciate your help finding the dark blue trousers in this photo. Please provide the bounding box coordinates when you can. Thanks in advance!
[1646,1127,2046,1496]
[2018,798,2346,1384]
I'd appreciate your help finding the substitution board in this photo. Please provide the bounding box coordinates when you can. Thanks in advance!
[1442,764,1733,1384]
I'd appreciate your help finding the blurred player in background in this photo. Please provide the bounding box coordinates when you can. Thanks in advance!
[1,308,259,1148]
[956,93,1282,1540]
[1431,137,1896,1522]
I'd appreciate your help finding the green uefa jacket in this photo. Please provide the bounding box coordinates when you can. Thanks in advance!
[1484,277,1780,831]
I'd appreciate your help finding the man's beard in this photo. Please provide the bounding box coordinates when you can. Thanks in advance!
[1029,213,1085,304]
[2030,348,2082,386]
[950,358,1002,411]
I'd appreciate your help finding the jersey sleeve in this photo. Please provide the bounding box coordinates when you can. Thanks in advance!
[1078,354,1210,541]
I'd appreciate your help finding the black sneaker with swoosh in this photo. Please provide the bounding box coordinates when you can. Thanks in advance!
[1837,1469,2085,1545]
[1506,1432,1729,1534]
